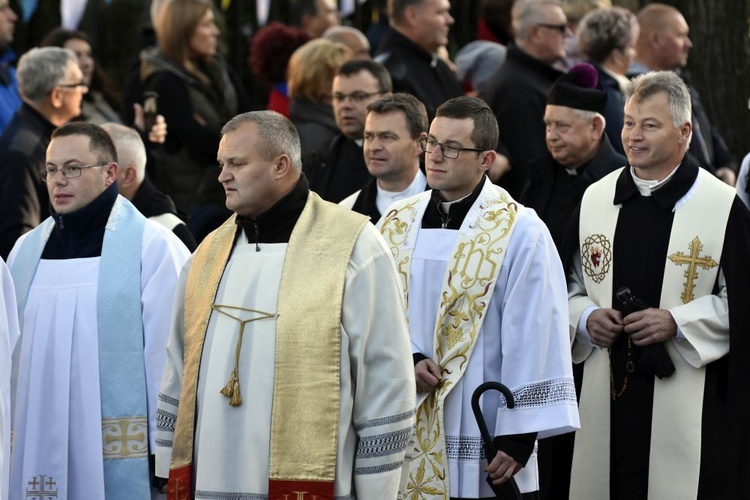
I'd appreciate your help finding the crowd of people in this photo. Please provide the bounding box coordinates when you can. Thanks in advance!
[0,0,748,499]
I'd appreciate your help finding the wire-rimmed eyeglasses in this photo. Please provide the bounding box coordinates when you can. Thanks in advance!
[40,163,108,182]
[420,137,485,159]
[332,91,384,104]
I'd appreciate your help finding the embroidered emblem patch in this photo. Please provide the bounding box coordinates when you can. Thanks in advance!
[26,474,58,498]
[581,234,612,283]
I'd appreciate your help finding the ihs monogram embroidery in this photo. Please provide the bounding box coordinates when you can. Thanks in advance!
[581,234,612,283]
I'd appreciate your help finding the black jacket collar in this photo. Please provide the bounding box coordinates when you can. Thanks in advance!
[578,134,626,185]
[351,177,381,222]
[43,183,119,259]
[235,174,310,247]
[131,177,180,219]
[613,153,699,210]
[505,44,564,81]
[379,28,435,64]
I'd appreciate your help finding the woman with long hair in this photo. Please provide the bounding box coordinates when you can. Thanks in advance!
[139,0,249,213]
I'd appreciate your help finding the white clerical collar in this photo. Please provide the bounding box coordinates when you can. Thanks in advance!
[630,163,681,196]
[439,190,473,214]
[376,169,427,216]
[354,138,363,147]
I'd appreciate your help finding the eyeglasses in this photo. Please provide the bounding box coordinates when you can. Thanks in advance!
[56,81,87,89]
[40,162,108,181]
[536,23,568,34]
[420,138,485,159]
[332,91,383,103]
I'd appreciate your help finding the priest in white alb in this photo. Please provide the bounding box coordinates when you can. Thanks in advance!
[379,96,580,499]
[567,71,750,499]
[7,122,190,499]
[156,111,416,500]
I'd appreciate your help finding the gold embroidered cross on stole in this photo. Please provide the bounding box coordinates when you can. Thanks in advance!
[211,304,278,406]
[667,236,718,304]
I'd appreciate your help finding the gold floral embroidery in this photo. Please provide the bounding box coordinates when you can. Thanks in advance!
[406,194,519,498]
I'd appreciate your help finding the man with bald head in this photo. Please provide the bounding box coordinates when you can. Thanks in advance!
[156,111,415,499]
[102,122,197,251]
[482,0,569,199]
[323,26,371,59]
[631,3,736,185]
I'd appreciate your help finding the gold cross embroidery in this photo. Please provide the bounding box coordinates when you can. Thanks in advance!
[169,476,189,500]
[26,474,58,498]
[211,304,278,406]
[102,417,148,459]
[668,236,718,304]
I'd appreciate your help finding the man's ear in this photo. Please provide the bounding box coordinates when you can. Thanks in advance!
[104,162,118,186]
[679,121,692,144]
[591,115,605,138]
[650,29,662,49]
[274,154,292,179]
[479,149,497,173]
[403,4,421,27]
[413,132,426,157]
[49,88,64,108]
[120,165,137,187]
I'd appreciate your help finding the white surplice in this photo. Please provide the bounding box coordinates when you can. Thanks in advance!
[7,222,188,500]
[407,215,580,497]
[0,260,18,500]
[157,226,416,499]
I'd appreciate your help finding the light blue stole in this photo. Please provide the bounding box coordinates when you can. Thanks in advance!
[10,196,151,499]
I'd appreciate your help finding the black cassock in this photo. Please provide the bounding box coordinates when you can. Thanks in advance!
[569,154,750,499]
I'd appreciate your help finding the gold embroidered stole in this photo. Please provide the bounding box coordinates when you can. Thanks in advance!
[169,193,367,499]
[169,213,237,498]
[380,181,520,498]
[571,168,735,499]
[268,193,367,497]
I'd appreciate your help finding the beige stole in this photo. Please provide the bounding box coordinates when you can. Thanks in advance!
[570,168,735,499]
[168,193,367,500]
[379,180,520,498]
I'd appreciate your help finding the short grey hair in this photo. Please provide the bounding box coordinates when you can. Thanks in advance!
[101,122,148,182]
[570,108,606,128]
[513,0,564,40]
[17,47,77,103]
[221,111,302,172]
[626,70,691,128]
[577,7,637,64]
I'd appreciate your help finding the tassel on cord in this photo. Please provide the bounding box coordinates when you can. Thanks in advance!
[210,304,277,407]
[220,323,245,406]
[220,367,242,406]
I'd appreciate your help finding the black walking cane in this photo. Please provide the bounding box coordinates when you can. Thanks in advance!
[471,382,523,500]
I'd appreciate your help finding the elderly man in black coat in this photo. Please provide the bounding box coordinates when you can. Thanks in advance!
[522,63,625,253]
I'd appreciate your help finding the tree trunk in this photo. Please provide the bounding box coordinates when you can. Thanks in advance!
[679,0,750,166]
